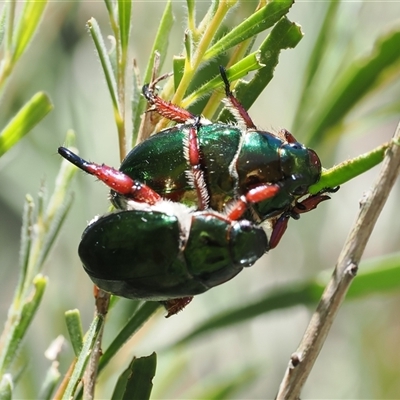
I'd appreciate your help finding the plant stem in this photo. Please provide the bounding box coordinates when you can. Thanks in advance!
[83,288,110,400]
[276,121,400,398]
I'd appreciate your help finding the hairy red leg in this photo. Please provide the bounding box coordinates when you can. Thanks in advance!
[227,184,281,221]
[142,83,195,123]
[58,147,161,205]
[187,124,209,210]
[219,66,257,130]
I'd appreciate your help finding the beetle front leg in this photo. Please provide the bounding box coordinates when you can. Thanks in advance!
[269,193,332,249]
[58,147,161,205]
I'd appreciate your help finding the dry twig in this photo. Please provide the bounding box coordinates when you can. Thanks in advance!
[276,122,400,399]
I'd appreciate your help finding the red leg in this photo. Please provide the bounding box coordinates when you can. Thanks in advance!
[269,193,331,249]
[161,297,193,317]
[219,66,257,130]
[142,83,195,124]
[58,147,161,205]
[227,184,281,221]
[186,123,210,210]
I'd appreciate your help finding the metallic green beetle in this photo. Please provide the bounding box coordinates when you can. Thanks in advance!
[58,67,332,316]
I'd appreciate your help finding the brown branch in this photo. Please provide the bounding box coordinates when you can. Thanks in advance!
[276,122,400,399]
[83,287,110,400]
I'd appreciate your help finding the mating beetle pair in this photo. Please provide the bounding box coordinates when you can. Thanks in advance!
[59,67,331,316]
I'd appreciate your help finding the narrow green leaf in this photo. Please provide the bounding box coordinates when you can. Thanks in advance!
[306,29,400,146]
[87,18,119,113]
[309,140,392,194]
[103,0,114,17]
[132,0,174,144]
[98,302,161,375]
[204,0,294,61]
[186,0,195,32]
[31,135,77,276]
[38,361,61,400]
[121,353,157,400]
[292,1,340,131]
[0,374,12,400]
[347,253,400,299]
[190,368,258,400]
[183,17,302,111]
[0,5,8,48]
[62,316,104,400]
[15,195,34,302]
[182,53,260,108]
[173,56,185,90]
[0,275,47,374]
[172,252,400,346]
[0,92,53,157]
[143,0,173,85]
[11,0,47,63]
[65,310,84,357]
[224,17,303,114]
[118,0,131,52]
[173,283,323,347]
[111,364,131,400]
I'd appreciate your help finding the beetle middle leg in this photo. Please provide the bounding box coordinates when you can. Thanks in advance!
[226,183,282,221]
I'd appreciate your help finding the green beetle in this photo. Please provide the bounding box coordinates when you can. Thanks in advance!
[79,205,268,316]
[58,67,333,316]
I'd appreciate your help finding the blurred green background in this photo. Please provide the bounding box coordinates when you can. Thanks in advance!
[0,1,399,398]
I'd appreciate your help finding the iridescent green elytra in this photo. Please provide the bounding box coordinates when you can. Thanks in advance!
[79,209,268,300]
[113,124,321,222]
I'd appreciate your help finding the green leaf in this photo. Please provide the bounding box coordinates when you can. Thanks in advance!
[65,309,84,357]
[15,195,34,302]
[0,275,47,375]
[118,0,131,52]
[0,374,12,400]
[112,353,157,400]
[292,1,340,131]
[183,17,302,114]
[98,302,161,375]
[62,315,104,400]
[173,56,185,90]
[189,367,258,400]
[204,0,294,61]
[132,0,174,145]
[347,252,400,299]
[87,18,119,113]
[38,361,61,400]
[0,92,53,157]
[306,28,400,146]
[173,282,323,347]
[11,0,47,64]
[222,16,303,116]
[172,252,400,346]
[0,5,7,49]
[309,140,392,194]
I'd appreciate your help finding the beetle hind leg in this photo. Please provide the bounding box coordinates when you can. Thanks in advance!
[58,147,161,205]
[161,297,193,317]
